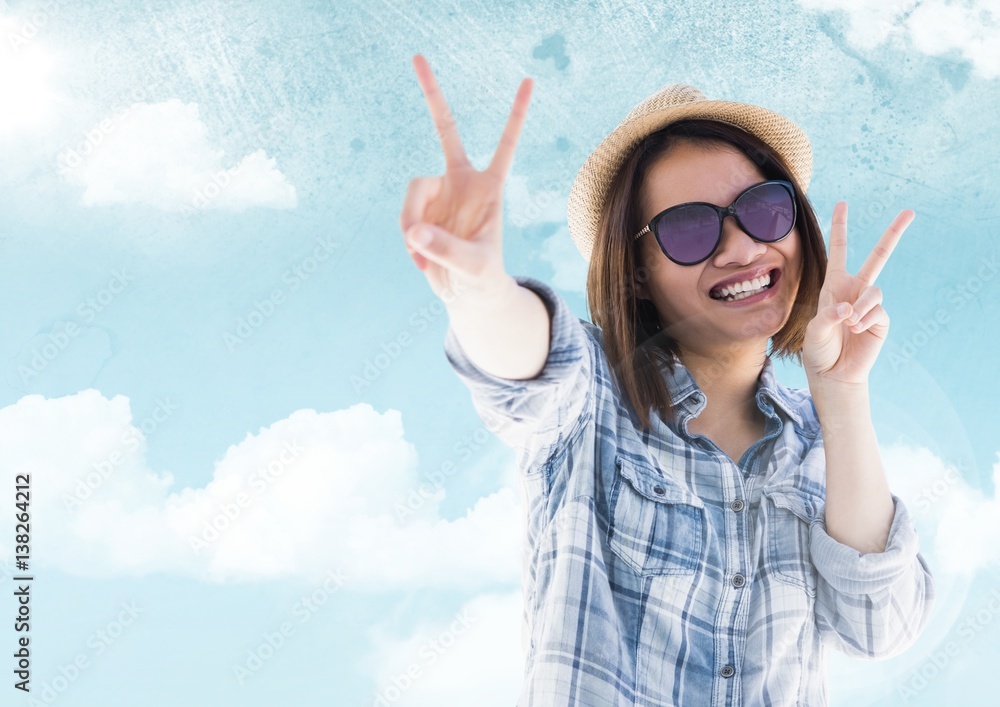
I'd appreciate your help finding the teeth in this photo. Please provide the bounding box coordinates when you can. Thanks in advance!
[714,272,771,299]
[722,289,760,302]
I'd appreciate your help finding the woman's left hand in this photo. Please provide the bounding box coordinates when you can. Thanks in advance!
[802,201,915,389]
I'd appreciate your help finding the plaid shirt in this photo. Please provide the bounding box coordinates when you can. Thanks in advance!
[444,275,936,707]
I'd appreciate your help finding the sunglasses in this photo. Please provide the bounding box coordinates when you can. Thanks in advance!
[632,180,797,266]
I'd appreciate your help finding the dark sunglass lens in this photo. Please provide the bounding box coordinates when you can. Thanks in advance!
[655,205,719,264]
[736,183,794,241]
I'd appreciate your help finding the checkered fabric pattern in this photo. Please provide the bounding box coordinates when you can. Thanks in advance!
[444,275,935,707]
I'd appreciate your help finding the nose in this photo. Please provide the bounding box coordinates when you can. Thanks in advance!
[712,212,767,266]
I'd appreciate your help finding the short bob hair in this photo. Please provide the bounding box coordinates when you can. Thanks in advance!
[586,118,828,433]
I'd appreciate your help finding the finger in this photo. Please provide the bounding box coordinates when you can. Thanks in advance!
[850,303,890,336]
[412,54,469,170]
[845,284,883,327]
[828,201,848,275]
[810,300,854,340]
[407,245,427,271]
[400,176,444,270]
[405,222,485,280]
[487,77,533,178]
[856,209,914,286]
[400,176,443,234]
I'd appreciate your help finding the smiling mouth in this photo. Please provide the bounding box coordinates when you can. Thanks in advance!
[710,268,781,302]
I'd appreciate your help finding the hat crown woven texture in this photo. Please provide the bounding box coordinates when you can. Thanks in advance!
[567,82,812,263]
[622,83,708,123]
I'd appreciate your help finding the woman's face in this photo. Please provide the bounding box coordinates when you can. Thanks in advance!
[635,141,803,355]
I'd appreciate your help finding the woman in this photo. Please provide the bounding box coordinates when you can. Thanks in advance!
[400,54,935,706]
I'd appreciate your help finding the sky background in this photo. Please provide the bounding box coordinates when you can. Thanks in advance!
[0,0,998,705]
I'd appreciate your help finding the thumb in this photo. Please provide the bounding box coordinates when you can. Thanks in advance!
[405,222,484,279]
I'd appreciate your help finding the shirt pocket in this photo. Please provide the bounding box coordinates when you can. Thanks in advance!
[762,488,822,597]
[608,454,705,577]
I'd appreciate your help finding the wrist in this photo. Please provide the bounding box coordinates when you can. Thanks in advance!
[806,373,869,400]
[808,378,871,428]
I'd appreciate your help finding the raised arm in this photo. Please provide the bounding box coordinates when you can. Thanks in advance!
[399,55,594,464]
[400,54,549,381]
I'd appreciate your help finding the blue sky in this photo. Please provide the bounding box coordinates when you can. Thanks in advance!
[0,0,998,705]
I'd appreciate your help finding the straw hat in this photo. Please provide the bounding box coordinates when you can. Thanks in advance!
[567,83,813,263]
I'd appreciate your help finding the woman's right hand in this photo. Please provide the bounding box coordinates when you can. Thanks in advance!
[400,54,534,307]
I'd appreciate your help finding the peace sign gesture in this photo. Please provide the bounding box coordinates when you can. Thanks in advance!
[802,201,915,388]
[400,54,534,305]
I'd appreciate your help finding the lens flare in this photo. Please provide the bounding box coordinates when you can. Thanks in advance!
[0,18,60,136]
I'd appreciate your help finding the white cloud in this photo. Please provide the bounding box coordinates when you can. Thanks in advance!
[57,99,297,211]
[798,0,1000,79]
[1,390,997,703]
[797,0,921,49]
[907,1,1000,79]
[362,590,525,706]
[0,391,521,587]
[879,444,1000,578]
[2,386,996,605]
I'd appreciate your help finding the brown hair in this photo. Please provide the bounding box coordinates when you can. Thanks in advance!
[586,119,827,433]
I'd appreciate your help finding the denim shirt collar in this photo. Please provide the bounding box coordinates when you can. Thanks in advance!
[658,352,805,429]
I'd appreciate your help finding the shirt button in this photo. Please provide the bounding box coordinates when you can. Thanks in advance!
[732,573,746,588]
[653,485,665,496]
[730,499,745,512]
[720,665,735,678]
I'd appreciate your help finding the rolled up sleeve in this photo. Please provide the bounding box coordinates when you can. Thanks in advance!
[810,493,936,659]
[443,275,595,471]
